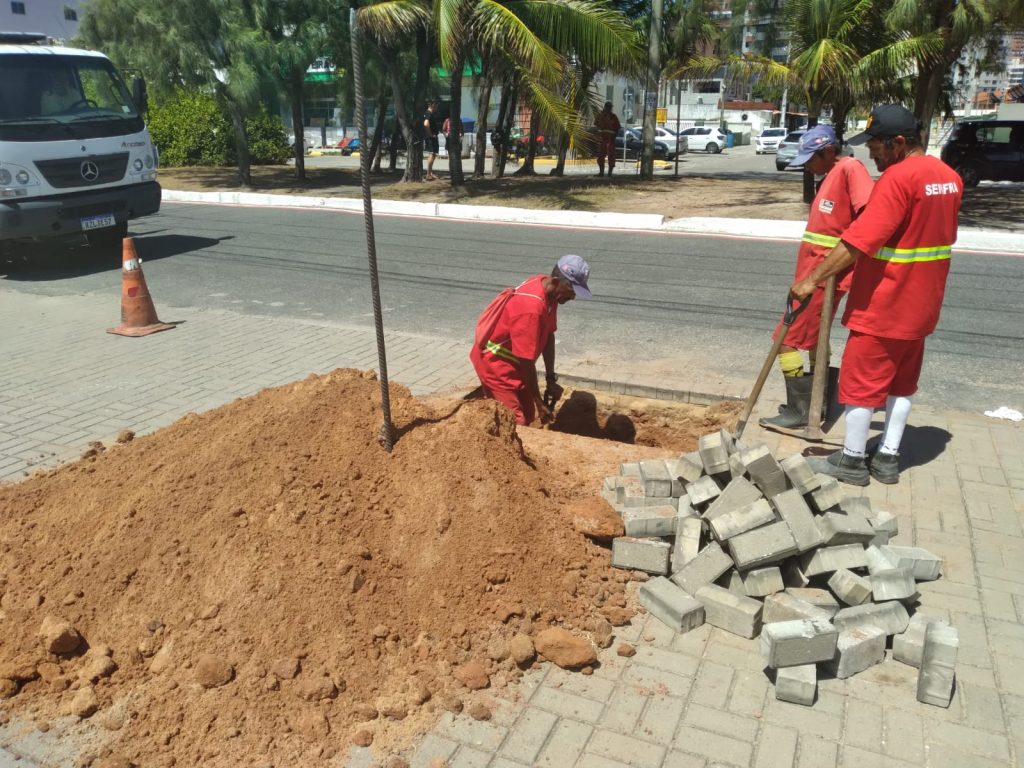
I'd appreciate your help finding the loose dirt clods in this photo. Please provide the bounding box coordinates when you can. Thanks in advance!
[0,369,733,764]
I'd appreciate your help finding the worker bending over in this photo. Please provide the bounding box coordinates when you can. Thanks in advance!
[791,105,962,485]
[470,255,592,426]
[761,125,874,431]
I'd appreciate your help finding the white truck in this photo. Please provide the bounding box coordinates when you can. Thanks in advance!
[0,34,160,253]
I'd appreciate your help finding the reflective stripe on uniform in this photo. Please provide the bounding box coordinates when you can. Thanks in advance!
[801,231,841,248]
[874,245,952,263]
[485,339,519,362]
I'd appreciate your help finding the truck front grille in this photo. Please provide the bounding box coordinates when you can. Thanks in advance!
[34,153,130,189]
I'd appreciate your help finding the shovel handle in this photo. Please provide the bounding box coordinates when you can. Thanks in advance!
[734,294,813,440]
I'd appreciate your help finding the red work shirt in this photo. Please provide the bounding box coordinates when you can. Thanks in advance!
[840,154,962,340]
[472,275,558,391]
[797,156,874,291]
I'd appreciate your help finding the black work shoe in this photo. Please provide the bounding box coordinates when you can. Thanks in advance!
[868,451,900,484]
[807,449,869,486]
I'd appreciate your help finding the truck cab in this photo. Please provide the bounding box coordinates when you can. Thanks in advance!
[0,39,161,252]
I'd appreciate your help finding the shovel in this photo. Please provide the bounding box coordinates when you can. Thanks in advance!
[733,294,811,440]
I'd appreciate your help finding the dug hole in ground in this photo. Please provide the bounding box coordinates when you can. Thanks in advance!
[0,369,739,767]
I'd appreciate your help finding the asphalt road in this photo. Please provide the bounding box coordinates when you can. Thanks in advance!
[3,202,1022,413]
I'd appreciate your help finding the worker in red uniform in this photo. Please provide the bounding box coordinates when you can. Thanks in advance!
[470,254,592,426]
[594,102,621,177]
[760,124,874,431]
[791,104,963,485]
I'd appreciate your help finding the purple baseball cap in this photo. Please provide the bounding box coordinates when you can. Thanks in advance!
[787,125,837,168]
[557,254,592,299]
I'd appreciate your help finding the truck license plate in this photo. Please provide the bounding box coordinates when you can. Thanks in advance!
[81,213,116,231]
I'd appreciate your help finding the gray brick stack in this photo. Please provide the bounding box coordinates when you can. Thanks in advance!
[602,434,953,711]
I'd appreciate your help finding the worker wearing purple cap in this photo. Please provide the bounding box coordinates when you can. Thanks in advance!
[761,124,874,431]
[470,255,592,426]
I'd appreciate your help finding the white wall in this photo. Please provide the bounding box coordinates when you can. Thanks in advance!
[1,0,82,42]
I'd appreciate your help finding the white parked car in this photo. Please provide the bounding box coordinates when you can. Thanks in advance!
[654,126,688,155]
[677,126,727,153]
[755,127,787,154]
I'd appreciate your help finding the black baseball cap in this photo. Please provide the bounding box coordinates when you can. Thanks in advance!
[847,104,921,145]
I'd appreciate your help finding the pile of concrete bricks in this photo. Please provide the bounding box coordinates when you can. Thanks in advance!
[603,429,958,708]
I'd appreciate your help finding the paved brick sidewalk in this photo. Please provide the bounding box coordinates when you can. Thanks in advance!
[1,286,1021,768]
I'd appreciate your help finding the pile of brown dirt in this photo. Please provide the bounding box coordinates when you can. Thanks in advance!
[0,371,642,766]
[0,370,736,767]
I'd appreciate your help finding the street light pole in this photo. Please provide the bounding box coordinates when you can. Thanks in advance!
[350,3,396,452]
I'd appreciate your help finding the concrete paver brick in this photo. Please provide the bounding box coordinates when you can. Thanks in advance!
[432,712,508,752]
[828,569,872,606]
[639,577,705,633]
[796,735,839,768]
[672,517,703,571]
[727,668,770,718]
[612,537,671,574]
[597,687,648,735]
[779,454,820,495]
[448,746,496,768]
[703,476,763,522]
[739,443,789,497]
[622,506,678,538]
[783,587,839,617]
[774,663,816,706]
[636,693,685,745]
[661,752,707,768]
[695,584,763,638]
[753,724,797,768]
[824,626,886,679]
[585,729,666,768]
[497,708,557,763]
[687,475,721,508]
[674,452,703,485]
[542,667,616,702]
[671,541,733,594]
[838,745,919,768]
[918,621,958,707]
[808,475,843,513]
[683,702,761,741]
[409,734,459,767]
[870,567,919,601]
[880,544,943,581]
[925,720,1011,762]
[881,706,925,763]
[697,431,731,475]
[622,662,694,698]
[673,725,754,767]
[833,601,910,635]
[531,687,605,722]
[800,543,869,576]
[765,698,842,740]
[533,718,592,768]
[727,521,799,570]
[709,498,776,543]
[771,488,824,553]
[741,566,784,597]
[762,593,833,624]
[815,510,876,546]
[761,618,838,668]
[639,459,674,498]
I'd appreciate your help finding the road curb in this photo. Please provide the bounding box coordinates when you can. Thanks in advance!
[161,188,1024,252]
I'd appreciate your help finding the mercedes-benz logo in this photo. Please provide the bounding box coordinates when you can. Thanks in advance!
[80,161,99,181]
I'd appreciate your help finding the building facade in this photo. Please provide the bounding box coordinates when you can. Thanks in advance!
[1,0,83,43]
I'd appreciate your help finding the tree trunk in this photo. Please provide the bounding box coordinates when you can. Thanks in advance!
[474,70,494,178]
[404,28,432,183]
[554,68,593,177]
[289,66,306,182]
[912,0,955,148]
[448,53,465,187]
[388,123,400,171]
[382,51,421,182]
[494,83,517,179]
[369,87,389,173]
[227,100,252,187]
[514,108,539,176]
[492,83,510,177]
[802,98,820,204]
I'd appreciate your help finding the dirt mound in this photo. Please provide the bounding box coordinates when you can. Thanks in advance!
[0,370,637,766]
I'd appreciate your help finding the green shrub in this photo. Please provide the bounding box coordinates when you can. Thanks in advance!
[149,90,289,167]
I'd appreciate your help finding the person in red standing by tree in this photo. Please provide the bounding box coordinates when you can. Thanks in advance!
[594,101,621,178]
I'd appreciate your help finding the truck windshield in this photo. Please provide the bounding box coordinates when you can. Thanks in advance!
[0,54,145,141]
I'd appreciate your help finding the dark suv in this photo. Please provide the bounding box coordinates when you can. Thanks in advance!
[940,120,1024,187]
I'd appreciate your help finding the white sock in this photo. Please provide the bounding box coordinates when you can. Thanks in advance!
[843,405,872,458]
[880,395,912,455]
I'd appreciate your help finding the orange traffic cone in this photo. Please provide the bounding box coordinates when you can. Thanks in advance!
[106,237,175,337]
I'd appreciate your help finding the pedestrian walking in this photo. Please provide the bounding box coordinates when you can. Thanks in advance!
[423,100,441,181]
[470,255,592,426]
[790,104,963,485]
[594,101,621,178]
[760,125,874,431]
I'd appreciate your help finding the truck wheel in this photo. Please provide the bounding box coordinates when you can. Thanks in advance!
[86,222,129,252]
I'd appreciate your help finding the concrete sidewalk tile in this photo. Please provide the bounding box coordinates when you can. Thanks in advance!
[959,681,1008,734]
[629,645,701,679]
[881,706,925,763]
[673,725,753,767]
[925,746,1013,768]
[661,752,707,768]
[573,755,634,768]
[597,687,647,735]
[753,723,797,768]
[636,694,685,745]
[433,712,508,752]
[531,688,605,722]
[726,669,770,718]
[544,667,617,701]
[683,703,759,741]
[839,745,918,768]
[925,720,1011,762]
[585,729,666,768]
[688,660,734,709]
[764,698,841,740]
[498,708,557,764]
[447,746,493,768]
[409,734,459,767]
[533,719,592,768]
[669,621,713,658]
[796,735,838,768]
[842,699,883,752]
[622,664,694,699]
